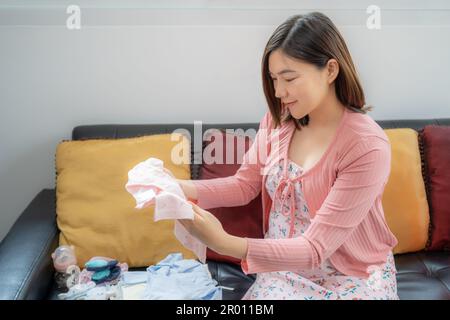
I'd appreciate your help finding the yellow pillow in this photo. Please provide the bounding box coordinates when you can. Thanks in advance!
[55,133,196,267]
[382,129,430,254]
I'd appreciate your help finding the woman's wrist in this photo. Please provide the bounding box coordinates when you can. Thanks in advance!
[177,179,198,201]
[219,234,248,260]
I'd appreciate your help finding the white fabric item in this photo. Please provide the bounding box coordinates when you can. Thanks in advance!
[125,157,206,263]
[120,283,147,300]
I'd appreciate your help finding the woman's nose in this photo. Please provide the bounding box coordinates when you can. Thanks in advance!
[274,82,288,99]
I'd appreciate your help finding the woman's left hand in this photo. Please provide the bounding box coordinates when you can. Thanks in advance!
[178,202,229,254]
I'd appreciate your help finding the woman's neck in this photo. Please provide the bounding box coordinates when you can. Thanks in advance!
[307,94,346,131]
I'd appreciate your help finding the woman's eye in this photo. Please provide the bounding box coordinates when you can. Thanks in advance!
[271,78,295,82]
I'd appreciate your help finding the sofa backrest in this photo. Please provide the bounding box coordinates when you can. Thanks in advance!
[72,116,450,180]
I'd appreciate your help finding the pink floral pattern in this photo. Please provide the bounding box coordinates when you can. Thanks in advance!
[242,159,399,300]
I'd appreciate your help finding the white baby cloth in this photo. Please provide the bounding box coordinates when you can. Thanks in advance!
[125,157,206,263]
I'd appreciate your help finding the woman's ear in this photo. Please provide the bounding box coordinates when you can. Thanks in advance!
[326,59,339,84]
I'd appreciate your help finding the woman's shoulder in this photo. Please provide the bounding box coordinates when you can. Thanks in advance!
[334,109,391,166]
[344,109,389,144]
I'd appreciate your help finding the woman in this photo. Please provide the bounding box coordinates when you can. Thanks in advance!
[176,12,399,300]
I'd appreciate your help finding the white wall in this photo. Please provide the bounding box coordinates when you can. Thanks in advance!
[1,0,450,242]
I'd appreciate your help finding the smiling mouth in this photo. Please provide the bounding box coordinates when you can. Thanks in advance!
[284,101,297,107]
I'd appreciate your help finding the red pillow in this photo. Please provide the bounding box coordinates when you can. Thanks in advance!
[419,125,450,251]
[199,129,264,265]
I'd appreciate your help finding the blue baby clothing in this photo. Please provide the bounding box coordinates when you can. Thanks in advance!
[141,253,222,300]
[120,271,147,285]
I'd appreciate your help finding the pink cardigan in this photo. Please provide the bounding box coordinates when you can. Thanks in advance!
[192,107,398,278]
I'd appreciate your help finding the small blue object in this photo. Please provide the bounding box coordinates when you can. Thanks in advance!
[92,266,121,284]
[91,269,111,282]
[85,259,118,272]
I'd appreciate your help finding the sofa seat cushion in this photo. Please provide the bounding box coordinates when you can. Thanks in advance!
[395,251,450,300]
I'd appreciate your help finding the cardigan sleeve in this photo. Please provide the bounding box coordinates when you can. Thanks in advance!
[190,111,272,209]
[241,136,392,275]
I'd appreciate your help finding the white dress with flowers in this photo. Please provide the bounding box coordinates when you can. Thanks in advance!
[241,159,399,300]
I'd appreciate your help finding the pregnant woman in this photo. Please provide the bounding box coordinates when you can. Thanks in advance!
[176,12,399,300]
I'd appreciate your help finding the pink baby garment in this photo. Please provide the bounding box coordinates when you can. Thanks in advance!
[125,157,206,263]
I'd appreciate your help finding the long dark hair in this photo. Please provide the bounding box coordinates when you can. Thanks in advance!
[262,12,372,129]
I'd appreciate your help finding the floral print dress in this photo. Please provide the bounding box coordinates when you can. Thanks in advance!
[241,159,399,300]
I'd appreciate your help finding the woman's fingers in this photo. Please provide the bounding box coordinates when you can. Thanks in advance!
[189,202,204,216]
[191,208,205,222]
[179,208,202,227]
[179,202,206,236]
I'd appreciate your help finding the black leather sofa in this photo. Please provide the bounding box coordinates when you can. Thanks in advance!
[0,116,449,300]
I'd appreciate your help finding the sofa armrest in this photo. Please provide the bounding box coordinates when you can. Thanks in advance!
[0,189,59,300]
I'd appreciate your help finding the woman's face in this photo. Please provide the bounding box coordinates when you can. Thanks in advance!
[268,49,335,120]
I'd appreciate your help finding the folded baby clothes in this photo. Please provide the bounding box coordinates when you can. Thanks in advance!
[79,257,129,285]
[125,157,206,263]
[141,253,222,300]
